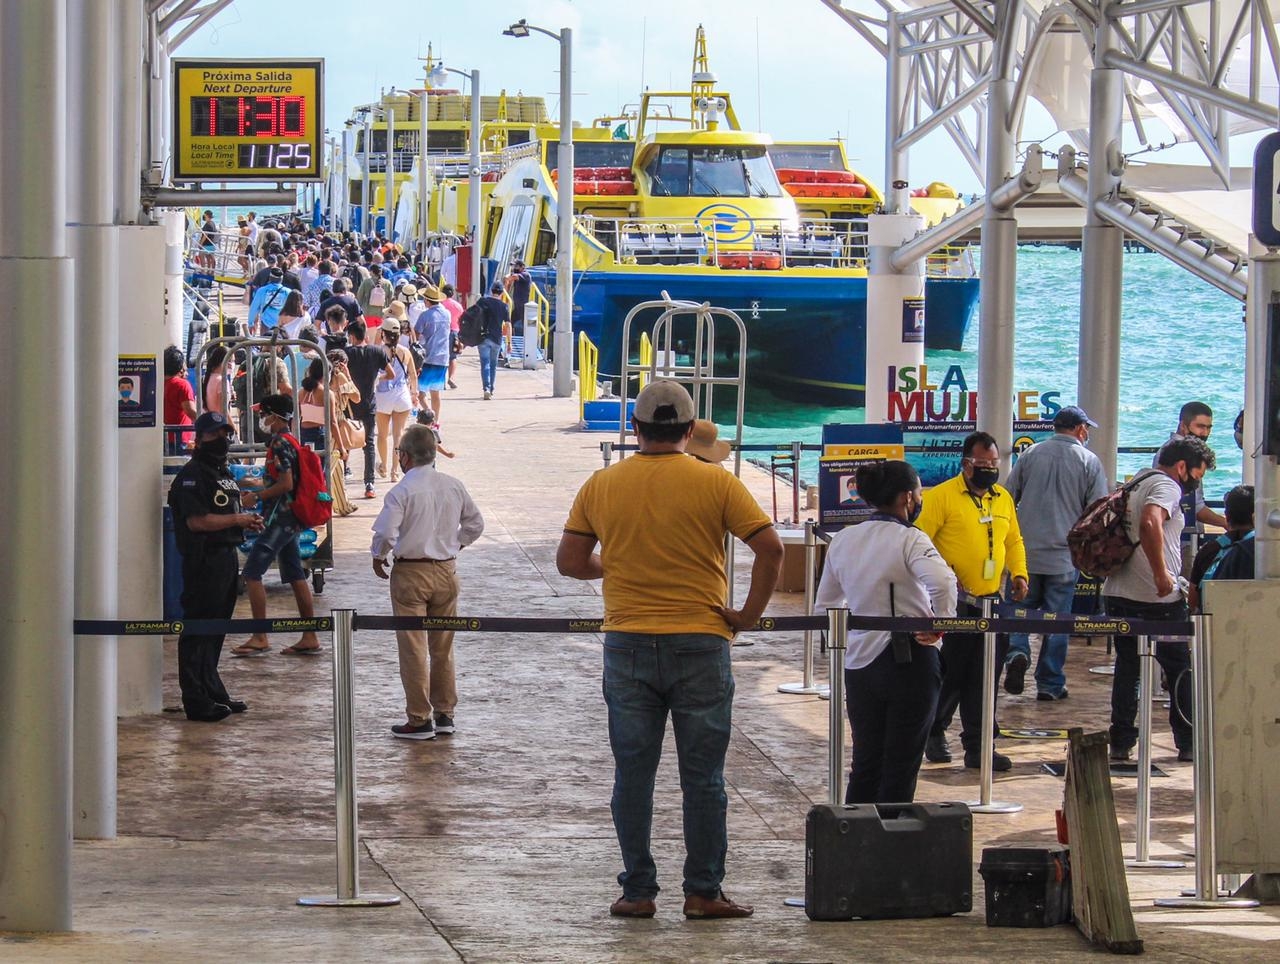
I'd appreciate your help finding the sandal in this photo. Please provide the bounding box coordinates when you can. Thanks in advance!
[280,644,323,657]
[230,642,270,658]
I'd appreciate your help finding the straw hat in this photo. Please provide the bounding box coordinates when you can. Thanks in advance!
[685,419,731,463]
[386,300,408,320]
[418,281,443,303]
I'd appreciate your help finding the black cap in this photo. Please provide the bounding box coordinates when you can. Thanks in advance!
[193,411,232,435]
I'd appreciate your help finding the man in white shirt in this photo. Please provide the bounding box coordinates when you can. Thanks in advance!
[371,425,485,740]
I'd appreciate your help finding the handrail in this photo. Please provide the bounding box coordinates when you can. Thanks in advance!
[527,279,551,354]
[578,331,599,422]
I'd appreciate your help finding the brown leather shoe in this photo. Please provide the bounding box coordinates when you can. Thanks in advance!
[609,895,656,918]
[682,890,754,919]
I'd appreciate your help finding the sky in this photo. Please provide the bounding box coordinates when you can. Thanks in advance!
[177,0,1263,195]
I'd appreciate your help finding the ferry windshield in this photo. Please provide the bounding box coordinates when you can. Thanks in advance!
[768,145,844,171]
[547,141,634,170]
[645,146,782,198]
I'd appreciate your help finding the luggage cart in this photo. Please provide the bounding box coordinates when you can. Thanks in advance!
[193,331,335,594]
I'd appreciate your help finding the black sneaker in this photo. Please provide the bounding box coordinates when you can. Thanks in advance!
[434,714,455,735]
[224,699,248,713]
[925,733,952,763]
[1110,744,1133,762]
[1036,689,1068,702]
[187,703,232,723]
[964,751,1012,772]
[1177,747,1194,763]
[1003,652,1029,695]
[391,721,436,741]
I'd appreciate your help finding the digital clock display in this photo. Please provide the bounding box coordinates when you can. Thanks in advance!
[192,96,307,138]
[172,59,323,181]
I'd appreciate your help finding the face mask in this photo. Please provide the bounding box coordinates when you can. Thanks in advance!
[971,466,1000,490]
[259,417,273,435]
[119,390,132,400]
[200,436,230,460]
[907,495,923,525]
[1179,470,1199,495]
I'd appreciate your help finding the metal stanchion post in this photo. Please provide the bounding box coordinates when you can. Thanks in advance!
[1127,635,1185,869]
[791,440,803,524]
[784,605,849,911]
[779,521,828,696]
[827,607,848,805]
[967,597,1022,815]
[1154,614,1257,909]
[299,610,400,908]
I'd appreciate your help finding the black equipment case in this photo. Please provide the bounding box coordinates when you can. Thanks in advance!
[804,802,973,921]
[978,844,1072,927]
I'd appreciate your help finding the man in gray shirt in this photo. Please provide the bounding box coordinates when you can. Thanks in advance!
[1003,406,1109,700]
[1105,435,1215,763]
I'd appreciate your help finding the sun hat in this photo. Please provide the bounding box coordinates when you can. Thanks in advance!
[685,419,731,462]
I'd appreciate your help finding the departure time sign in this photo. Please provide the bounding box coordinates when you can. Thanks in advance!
[172,59,323,181]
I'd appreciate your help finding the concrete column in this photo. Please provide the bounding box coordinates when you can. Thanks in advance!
[419,89,430,245]
[68,0,120,843]
[116,226,167,716]
[866,213,926,423]
[1247,249,1280,579]
[1077,15,1125,484]
[385,108,394,237]
[116,0,144,223]
[468,68,482,302]
[976,69,1018,463]
[362,119,371,234]
[0,0,76,931]
[162,208,186,349]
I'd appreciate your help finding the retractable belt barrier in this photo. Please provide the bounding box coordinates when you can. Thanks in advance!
[73,612,1193,638]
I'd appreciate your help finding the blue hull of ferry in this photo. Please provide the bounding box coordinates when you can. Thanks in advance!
[923,277,980,351]
[530,268,982,404]
[531,268,870,404]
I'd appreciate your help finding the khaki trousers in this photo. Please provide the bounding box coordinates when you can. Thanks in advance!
[389,559,459,725]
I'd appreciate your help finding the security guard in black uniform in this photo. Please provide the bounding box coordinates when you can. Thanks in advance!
[168,412,265,721]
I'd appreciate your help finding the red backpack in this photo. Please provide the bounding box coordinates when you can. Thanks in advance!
[277,433,333,528]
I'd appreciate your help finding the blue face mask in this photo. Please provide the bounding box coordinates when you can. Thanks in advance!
[119,390,132,400]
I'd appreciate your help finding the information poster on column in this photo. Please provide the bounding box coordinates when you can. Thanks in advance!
[118,355,157,429]
[818,423,904,528]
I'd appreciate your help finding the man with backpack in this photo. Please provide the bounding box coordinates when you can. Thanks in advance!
[247,266,292,335]
[231,394,325,657]
[1188,484,1255,610]
[1104,435,1215,763]
[471,283,509,400]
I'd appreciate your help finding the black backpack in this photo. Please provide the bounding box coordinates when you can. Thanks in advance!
[407,336,428,371]
[458,302,485,347]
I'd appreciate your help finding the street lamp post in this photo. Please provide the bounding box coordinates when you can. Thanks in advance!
[434,66,483,304]
[504,18,574,397]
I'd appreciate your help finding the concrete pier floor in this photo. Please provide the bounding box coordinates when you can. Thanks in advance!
[5,356,1278,961]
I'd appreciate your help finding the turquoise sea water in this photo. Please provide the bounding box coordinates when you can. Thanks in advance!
[731,245,1245,499]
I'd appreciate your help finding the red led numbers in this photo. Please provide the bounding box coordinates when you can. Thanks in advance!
[192,96,311,137]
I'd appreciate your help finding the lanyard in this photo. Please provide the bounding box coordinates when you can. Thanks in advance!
[966,490,995,562]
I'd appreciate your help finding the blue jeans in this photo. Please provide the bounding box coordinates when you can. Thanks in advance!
[477,338,501,392]
[1006,571,1077,697]
[602,632,734,901]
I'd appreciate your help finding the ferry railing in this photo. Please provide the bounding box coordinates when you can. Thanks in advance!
[185,226,253,286]
[926,244,977,279]
[585,215,870,269]
[499,286,551,357]
[577,331,599,422]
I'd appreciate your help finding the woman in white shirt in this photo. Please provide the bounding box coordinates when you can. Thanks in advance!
[815,460,957,804]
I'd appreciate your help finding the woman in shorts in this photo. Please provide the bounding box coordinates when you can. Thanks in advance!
[374,318,418,483]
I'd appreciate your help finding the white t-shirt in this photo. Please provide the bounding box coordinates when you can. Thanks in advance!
[815,518,958,670]
[1103,471,1184,603]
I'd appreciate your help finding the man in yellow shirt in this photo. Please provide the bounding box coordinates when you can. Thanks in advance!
[916,431,1029,771]
[557,380,783,921]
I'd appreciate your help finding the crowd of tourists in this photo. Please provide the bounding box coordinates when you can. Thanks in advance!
[169,222,1250,917]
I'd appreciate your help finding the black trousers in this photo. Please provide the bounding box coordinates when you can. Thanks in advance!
[1104,595,1193,752]
[357,409,377,485]
[930,602,1008,755]
[845,644,942,803]
[178,544,239,716]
